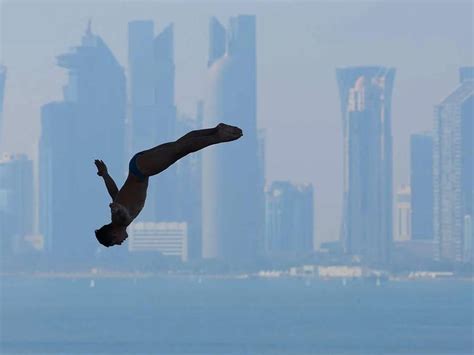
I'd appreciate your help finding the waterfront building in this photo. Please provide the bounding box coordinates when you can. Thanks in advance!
[433,67,473,262]
[336,66,396,265]
[128,221,188,262]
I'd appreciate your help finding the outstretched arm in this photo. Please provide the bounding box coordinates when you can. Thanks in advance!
[94,159,119,200]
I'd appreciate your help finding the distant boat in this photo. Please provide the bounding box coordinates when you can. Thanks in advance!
[89,279,95,288]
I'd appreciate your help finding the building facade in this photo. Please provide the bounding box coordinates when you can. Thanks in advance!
[265,181,314,256]
[433,67,473,262]
[336,66,396,265]
[410,132,434,240]
[128,222,188,261]
[202,16,262,261]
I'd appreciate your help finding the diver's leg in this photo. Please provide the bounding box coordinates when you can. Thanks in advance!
[136,124,242,177]
[178,126,218,139]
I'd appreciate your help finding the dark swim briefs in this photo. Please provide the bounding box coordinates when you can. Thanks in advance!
[129,153,147,181]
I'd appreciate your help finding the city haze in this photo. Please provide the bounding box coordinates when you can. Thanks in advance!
[1,0,472,243]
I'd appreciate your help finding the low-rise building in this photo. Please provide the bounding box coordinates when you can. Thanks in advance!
[128,222,188,262]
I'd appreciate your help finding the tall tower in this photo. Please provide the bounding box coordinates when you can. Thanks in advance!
[0,65,6,146]
[410,132,434,240]
[336,66,396,265]
[202,15,261,261]
[128,21,178,222]
[433,67,473,262]
[39,24,126,265]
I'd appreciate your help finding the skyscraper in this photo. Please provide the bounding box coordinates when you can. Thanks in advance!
[0,65,6,145]
[128,21,178,222]
[39,23,126,264]
[433,67,473,262]
[410,132,434,240]
[0,153,34,256]
[336,66,396,265]
[265,181,314,256]
[202,15,261,261]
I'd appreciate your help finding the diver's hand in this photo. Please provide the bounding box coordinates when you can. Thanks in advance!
[94,159,108,177]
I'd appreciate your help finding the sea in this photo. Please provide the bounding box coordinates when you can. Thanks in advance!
[0,277,472,354]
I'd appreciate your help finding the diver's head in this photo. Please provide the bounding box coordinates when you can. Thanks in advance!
[95,223,128,247]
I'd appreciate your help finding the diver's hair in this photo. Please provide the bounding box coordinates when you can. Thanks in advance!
[95,224,115,247]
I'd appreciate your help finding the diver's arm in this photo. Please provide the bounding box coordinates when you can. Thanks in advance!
[95,159,119,200]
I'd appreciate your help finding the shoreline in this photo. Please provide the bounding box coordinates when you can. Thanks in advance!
[0,271,472,282]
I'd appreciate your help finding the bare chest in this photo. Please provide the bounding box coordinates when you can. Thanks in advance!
[115,176,149,220]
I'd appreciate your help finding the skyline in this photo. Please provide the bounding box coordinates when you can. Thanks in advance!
[2,22,470,265]
[0,0,472,244]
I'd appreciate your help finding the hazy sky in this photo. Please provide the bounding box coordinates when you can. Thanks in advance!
[0,0,472,243]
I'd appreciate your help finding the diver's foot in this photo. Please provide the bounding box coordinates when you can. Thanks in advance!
[216,123,243,142]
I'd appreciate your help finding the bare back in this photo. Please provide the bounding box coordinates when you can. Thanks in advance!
[114,173,149,223]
